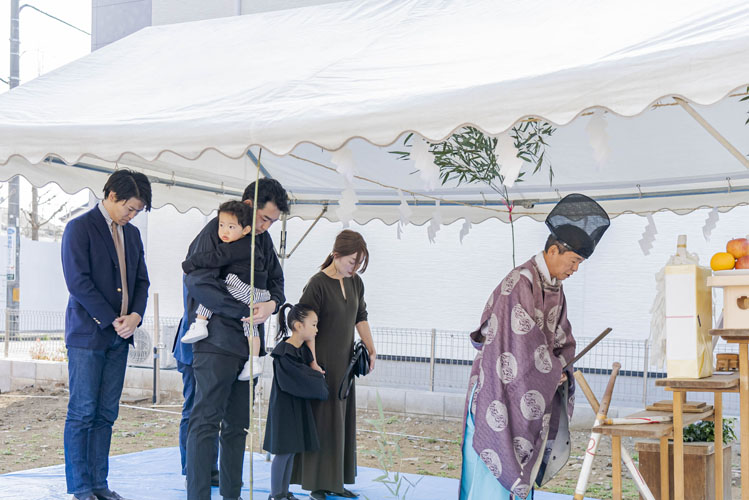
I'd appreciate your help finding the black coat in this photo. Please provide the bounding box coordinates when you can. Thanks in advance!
[263,341,329,455]
[181,234,267,288]
[181,216,284,359]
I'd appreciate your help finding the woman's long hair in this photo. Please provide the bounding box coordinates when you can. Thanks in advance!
[276,302,316,341]
[320,229,369,273]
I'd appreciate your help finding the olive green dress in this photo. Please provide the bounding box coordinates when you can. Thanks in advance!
[290,271,368,492]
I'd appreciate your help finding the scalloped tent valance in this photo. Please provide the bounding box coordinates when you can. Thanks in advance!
[0,0,748,223]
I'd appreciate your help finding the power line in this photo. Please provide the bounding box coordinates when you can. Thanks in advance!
[19,4,90,36]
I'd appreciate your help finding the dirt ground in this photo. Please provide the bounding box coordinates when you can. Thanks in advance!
[0,385,743,500]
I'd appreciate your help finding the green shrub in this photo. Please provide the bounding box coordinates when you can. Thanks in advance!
[682,418,736,444]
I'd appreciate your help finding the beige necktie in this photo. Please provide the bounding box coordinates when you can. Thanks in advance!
[111,221,129,316]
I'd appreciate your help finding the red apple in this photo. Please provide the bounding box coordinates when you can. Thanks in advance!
[726,238,749,259]
[736,256,749,269]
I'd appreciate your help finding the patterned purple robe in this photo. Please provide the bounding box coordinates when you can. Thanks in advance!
[462,256,576,498]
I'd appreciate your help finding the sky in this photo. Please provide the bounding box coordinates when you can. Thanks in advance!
[0,0,90,90]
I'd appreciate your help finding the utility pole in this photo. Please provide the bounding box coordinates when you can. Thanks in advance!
[10,1,20,88]
[5,3,89,337]
[7,0,21,338]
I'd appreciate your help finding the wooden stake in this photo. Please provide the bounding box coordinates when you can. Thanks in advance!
[740,342,749,500]
[573,370,656,500]
[659,436,670,500]
[715,393,723,500]
[573,363,621,500]
[564,327,612,369]
[673,390,684,500]
[612,435,622,500]
[602,416,672,425]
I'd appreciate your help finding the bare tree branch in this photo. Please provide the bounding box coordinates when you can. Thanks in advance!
[38,202,69,227]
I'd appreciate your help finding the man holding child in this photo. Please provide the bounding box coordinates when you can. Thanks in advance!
[181,179,289,500]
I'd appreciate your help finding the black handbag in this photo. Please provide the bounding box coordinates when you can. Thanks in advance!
[338,340,370,400]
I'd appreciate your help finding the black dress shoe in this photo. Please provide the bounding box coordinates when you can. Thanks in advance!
[73,495,97,500]
[92,489,128,500]
[310,491,327,500]
[285,493,300,500]
[325,489,358,498]
[211,469,220,487]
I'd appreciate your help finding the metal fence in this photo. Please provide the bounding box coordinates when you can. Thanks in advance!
[2,309,65,360]
[1,309,182,364]
[2,310,742,415]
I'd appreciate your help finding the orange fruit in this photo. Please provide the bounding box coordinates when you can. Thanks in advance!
[711,252,736,271]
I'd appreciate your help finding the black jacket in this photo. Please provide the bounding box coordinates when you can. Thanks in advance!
[263,341,329,454]
[182,234,268,287]
[183,217,284,359]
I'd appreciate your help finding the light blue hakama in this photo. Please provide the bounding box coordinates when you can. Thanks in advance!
[460,384,534,500]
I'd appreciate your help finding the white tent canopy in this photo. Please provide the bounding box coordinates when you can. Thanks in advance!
[1,0,748,223]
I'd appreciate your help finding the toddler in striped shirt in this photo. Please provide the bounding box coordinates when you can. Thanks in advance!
[181,200,269,381]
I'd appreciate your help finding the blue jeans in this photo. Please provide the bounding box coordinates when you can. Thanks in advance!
[178,360,219,476]
[64,336,129,496]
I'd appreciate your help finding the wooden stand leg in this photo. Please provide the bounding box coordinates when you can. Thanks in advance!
[740,343,749,500]
[673,390,685,500]
[612,435,622,500]
[660,436,670,500]
[715,393,723,500]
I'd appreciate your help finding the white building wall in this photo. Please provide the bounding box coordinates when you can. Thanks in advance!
[241,0,351,14]
[152,0,351,25]
[0,235,68,313]
[151,0,239,25]
[142,205,213,320]
[92,0,152,51]
[19,238,69,312]
[93,0,351,52]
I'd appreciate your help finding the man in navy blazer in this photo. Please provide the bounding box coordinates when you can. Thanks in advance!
[61,170,151,500]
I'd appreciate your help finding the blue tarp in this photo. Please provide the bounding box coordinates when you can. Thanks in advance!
[0,447,588,499]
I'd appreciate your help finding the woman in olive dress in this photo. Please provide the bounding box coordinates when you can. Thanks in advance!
[290,230,376,500]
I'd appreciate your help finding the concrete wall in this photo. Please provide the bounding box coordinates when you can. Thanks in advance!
[92,0,153,52]
[0,357,472,420]
[0,358,183,401]
[152,0,352,25]
[19,238,69,312]
[0,357,610,427]
[141,206,210,320]
[0,235,68,313]
[241,0,352,15]
[94,0,353,44]
[152,0,239,25]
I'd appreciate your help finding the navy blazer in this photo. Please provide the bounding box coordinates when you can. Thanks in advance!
[61,206,150,350]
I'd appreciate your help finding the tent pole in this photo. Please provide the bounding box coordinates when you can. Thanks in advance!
[285,204,328,259]
[279,212,288,262]
[674,97,749,170]
[247,149,262,500]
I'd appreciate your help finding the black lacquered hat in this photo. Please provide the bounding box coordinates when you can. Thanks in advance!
[545,193,610,259]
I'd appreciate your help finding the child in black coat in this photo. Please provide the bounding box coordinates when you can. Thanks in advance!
[263,303,329,500]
